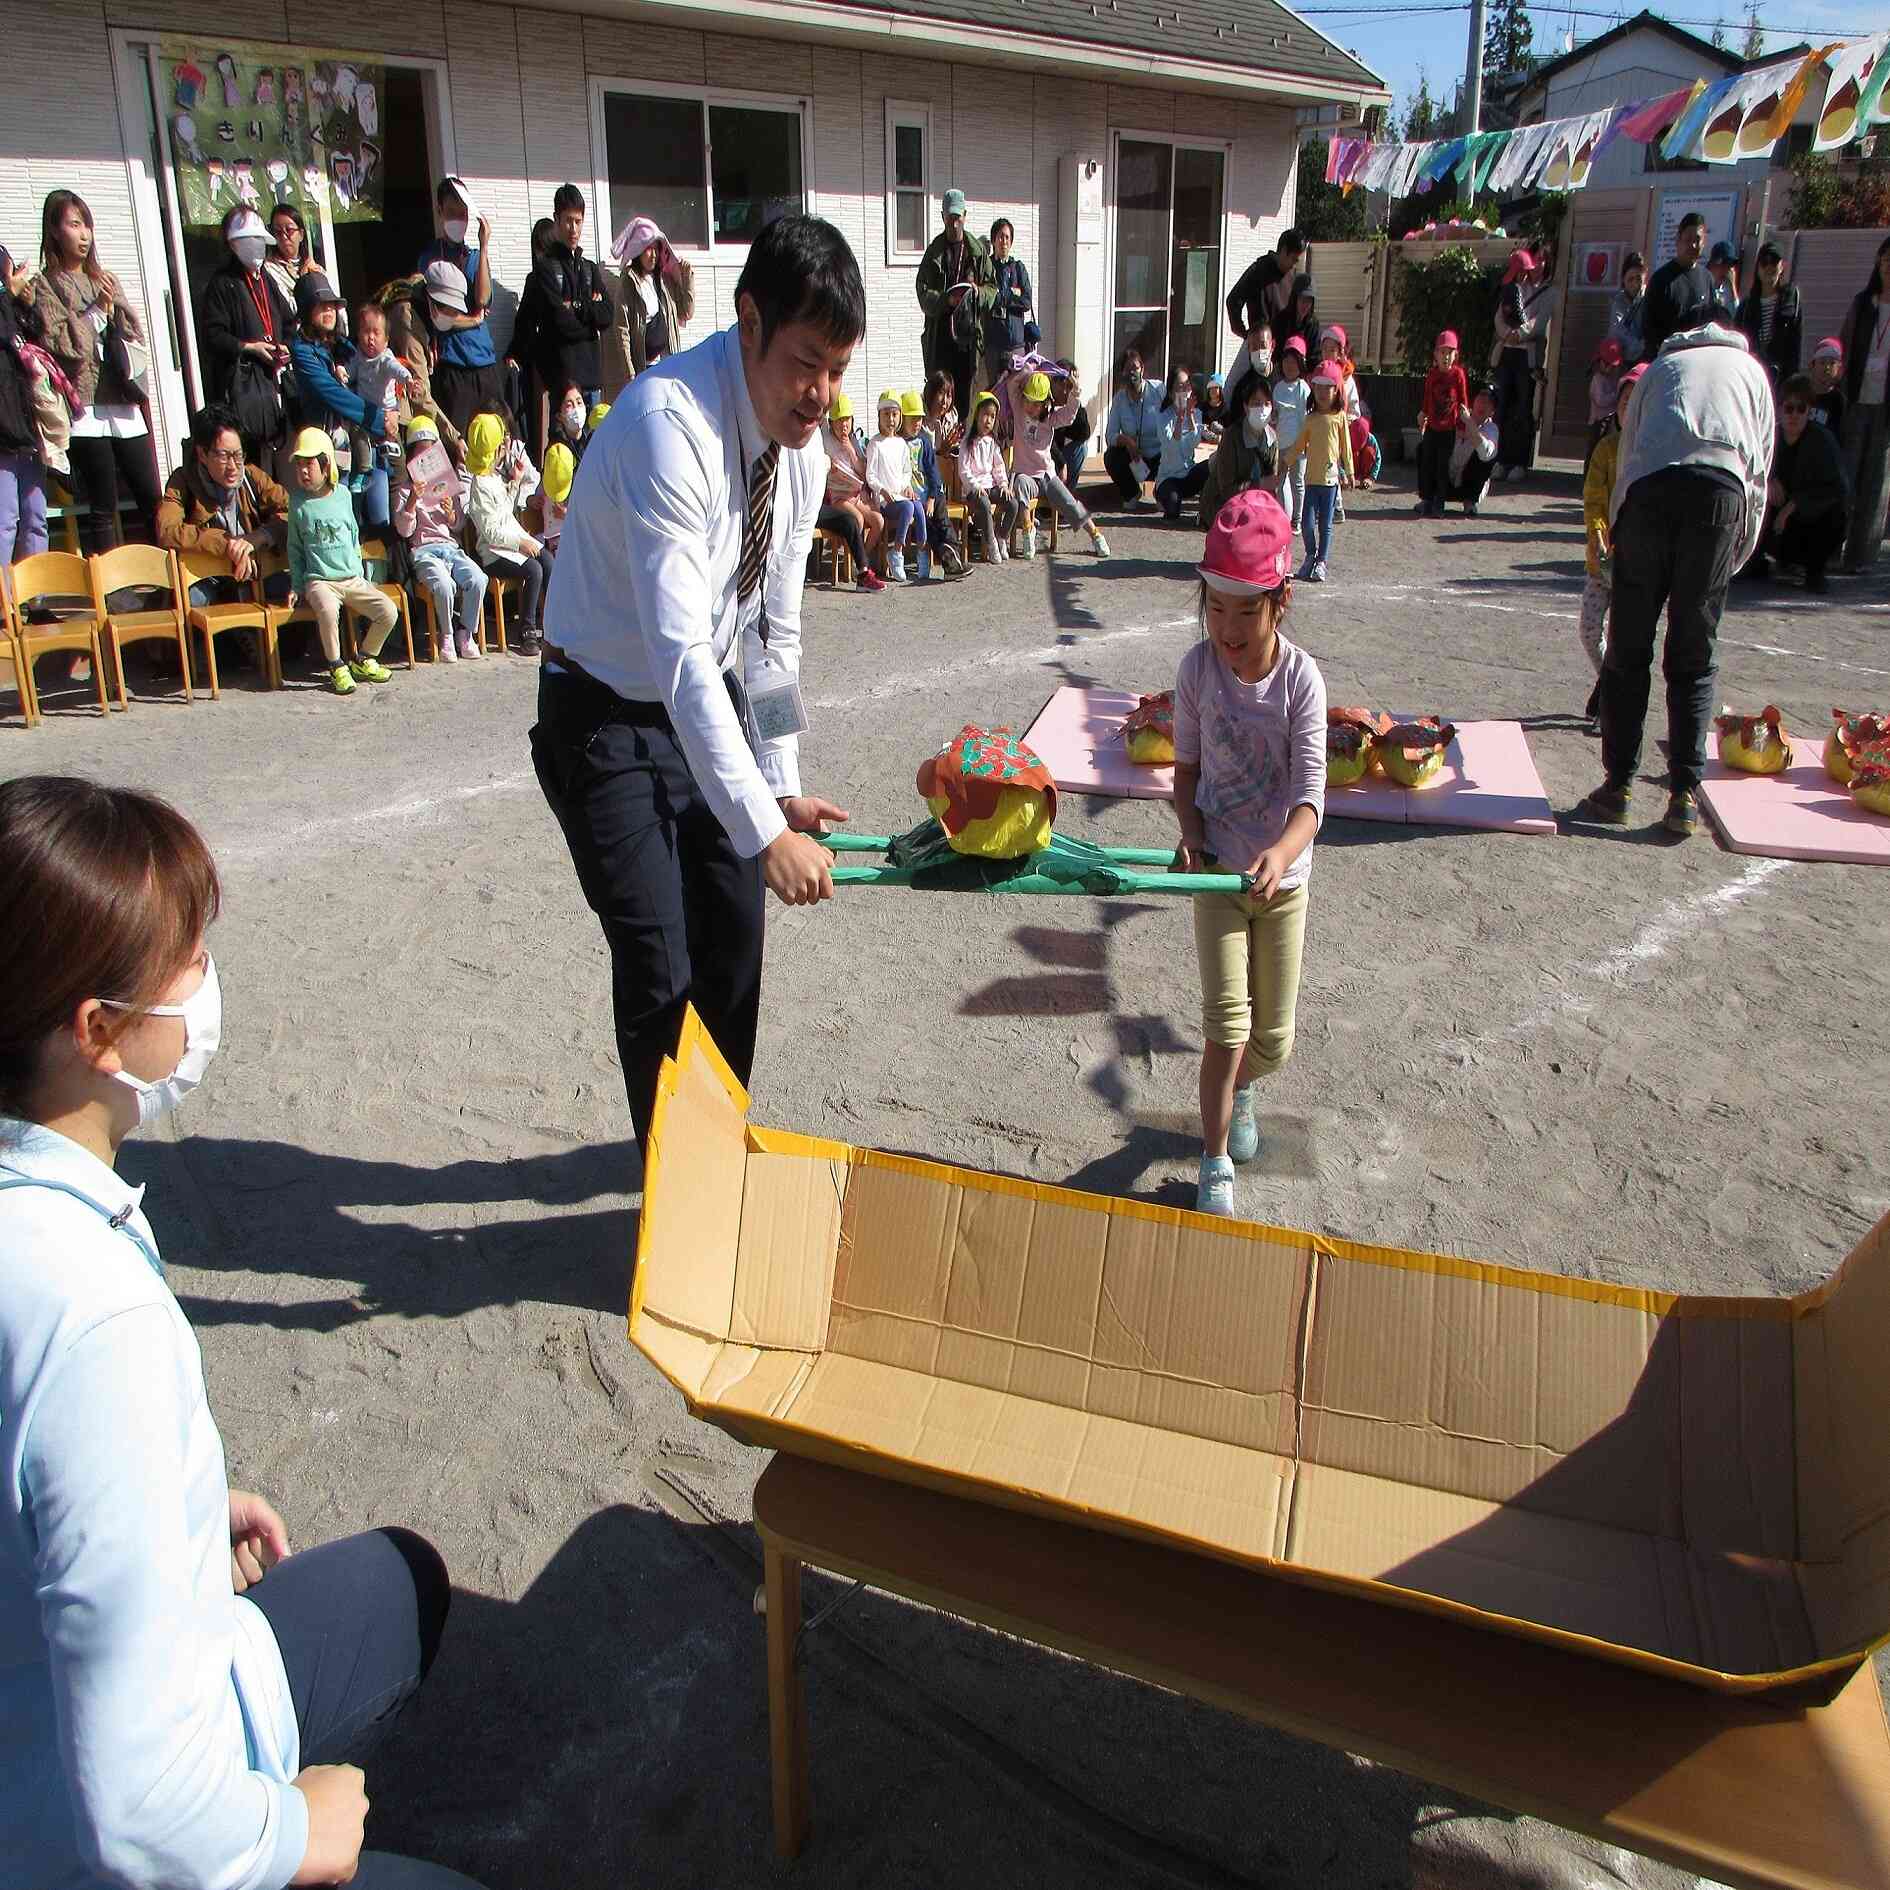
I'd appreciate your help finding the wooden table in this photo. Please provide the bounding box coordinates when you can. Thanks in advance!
[753,1455,1890,1888]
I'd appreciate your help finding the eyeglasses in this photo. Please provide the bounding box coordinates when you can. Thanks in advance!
[204,446,244,463]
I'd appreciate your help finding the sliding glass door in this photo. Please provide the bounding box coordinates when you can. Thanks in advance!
[1110,134,1227,388]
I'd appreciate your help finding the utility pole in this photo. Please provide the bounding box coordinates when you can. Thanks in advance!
[1462,0,1487,133]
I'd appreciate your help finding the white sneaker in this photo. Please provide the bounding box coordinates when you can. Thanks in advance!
[439,633,458,664]
[1018,532,1037,562]
[458,632,481,660]
[1228,1087,1260,1163]
[1088,528,1111,558]
[1312,561,1328,583]
[1196,1153,1236,1217]
[887,551,908,584]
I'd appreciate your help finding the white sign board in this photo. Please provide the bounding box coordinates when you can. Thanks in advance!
[1653,188,1742,266]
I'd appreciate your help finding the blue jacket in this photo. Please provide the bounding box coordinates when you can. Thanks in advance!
[1106,382,1167,462]
[0,1122,303,1890]
[910,429,944,505]
[985,258,1033,359]
[288,332,385,440]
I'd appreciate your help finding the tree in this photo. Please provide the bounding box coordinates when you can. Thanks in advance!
[1710,18,1728,50]
[1742,6,1763,58]
[1294,136,1371,242]
[1404,72,1441,141]
[1484,0,1533,77]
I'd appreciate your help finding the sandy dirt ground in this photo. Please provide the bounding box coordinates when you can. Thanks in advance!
[9,458,1888,1890]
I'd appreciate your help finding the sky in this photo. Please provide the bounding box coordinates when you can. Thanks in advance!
[1295,0,1885,124]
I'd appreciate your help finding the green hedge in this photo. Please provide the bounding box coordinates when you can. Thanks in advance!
[1394,246,1505,379]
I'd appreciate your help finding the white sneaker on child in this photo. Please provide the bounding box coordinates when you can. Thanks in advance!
[439,634,458,664]
[458,632,481,659]
[1196,1154,1236,1217]
[887,551,908,584]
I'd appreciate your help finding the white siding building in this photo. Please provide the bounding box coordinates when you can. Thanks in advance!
[0,0,1387,478]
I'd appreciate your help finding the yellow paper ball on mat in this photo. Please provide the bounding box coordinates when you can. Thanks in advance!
[1824,734,1853,784]
[1126,728,1175,765]
[1715,707,1792,774]
[1378,746,1446,788]
[1122,692,1175,766]
[1851,742,1890,817]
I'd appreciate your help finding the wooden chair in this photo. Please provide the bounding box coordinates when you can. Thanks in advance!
[177,547,273,699]
[253,549,322,687]
[91,544,192,709]
[1,612,36,727]
[413,583,451,662]
[483,571,516,654]
[813,527,854,588]
[356,539,418,670]
[5,552,111,719]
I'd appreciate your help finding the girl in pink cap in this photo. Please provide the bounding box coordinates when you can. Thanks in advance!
[1282,362,1353,580]
[1172,489,1328,1217]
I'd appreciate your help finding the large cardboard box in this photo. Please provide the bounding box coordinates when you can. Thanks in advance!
[630,1012,1890,1698]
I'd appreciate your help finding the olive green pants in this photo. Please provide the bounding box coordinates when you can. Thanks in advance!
[1192,878,1309,1082]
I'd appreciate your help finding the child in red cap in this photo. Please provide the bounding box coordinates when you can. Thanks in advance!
[1415,328,1467,518]
[1173,490,1327,1217]
[1586,336,1625,466]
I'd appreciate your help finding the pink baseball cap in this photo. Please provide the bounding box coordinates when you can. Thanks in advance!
[1281,334,1307,357]
[1502,248,1537,285]
[1199,491,1293,595]
[1436,328,1460,350]
[1320,323,1347,350]
[1310,360,1345,388]
[1597,337,1624,369]
[1811,335,1843,362]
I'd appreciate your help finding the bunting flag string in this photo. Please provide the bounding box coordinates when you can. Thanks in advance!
[1331,35,1890,210]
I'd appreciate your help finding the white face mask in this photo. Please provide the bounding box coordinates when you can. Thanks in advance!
[232,235,269,268]
[103,956,222,1129]
[1244,409,1272,443]
[442,216,469,245]
[561,403,584,435]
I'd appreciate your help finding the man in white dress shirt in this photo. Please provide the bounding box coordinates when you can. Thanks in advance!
[533,215,861,1152]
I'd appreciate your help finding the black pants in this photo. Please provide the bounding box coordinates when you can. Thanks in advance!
[1416,428,1454,506]
[816,503,867,570]
[1602,468,1743,795]
[1103,440,1145,503]
[1772,506,1847,582]
[1446,452,1496,510]
[530,665,765,1150]
[248,1527,484,1889]
[482,547,552,634]
[65,432,161,552]
[431,360,507,438]
[1156,462,1209,518]
[1494,348,1536,470]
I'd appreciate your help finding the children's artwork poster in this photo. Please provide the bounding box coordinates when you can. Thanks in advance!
[161,40,385,231]
[1574,243,1623,292]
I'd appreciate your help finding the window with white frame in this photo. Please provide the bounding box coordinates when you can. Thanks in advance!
[886,100,930,262]
[597,82,807,254]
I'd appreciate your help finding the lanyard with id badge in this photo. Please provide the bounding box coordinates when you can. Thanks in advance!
[736,440,810,750]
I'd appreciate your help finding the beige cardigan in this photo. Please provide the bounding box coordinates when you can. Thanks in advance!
[33,264,144,410]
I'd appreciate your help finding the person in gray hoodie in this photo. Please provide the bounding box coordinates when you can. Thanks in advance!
[1577,311,1774,838]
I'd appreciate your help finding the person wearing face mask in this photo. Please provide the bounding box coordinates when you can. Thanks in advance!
[200,208,295,469]
[1103,349,1166,507]
[1199,370,1280,533]
[417,174,502,435]
[549,384,590,463]
[0,776,486,1890]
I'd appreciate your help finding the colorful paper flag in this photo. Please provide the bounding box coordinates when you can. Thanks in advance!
[1815,33,1889,149]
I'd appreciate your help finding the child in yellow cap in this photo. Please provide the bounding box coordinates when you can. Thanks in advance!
[393,412,486,662]
[542,442,576,556]
[286,426,399,694]
[820,393,886,592]
[900,388,964,577]
[865,390,923,583]
[1004,362,1109,559]
[465,407,550,653]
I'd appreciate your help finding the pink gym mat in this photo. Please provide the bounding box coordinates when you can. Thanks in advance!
[1699,735,1890,867]
[1021,687,1556,836]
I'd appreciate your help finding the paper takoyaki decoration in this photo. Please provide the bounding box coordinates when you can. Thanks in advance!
[917,725,1058,860]
[1121,692,1176,765]
[1824,709,1890,785]
[1373,717,1458,788]
[1849,739,1890,818]
[1327,706,1385,785]
[1715,706,1793,774]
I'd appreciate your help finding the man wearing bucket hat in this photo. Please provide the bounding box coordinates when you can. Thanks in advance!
[915,189,996,420]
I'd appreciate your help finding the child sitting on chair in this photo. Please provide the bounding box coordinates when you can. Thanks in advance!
[866,391,925,585]
[393,413,485,663]
[819,393,885,593]
[465,408,549,654]
[957,392,1018,566]
[1006,365,1109,561]
[286,426,398,696]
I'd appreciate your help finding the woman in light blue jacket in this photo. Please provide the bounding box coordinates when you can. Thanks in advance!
[0,777,481,1890]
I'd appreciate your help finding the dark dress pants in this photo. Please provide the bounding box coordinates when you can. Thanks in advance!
[247,1527,485,1889]
[1102,440,1143,503]
[1494,347,1536,469]
[1601,468,1744,794]
[530,665,765,1151]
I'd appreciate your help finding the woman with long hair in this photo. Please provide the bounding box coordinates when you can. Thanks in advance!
[30,189,160,551]
[0,776,484,1890]
[1838,235,1890,573]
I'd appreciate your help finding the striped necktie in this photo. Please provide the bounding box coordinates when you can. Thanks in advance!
[737,440,780,606]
